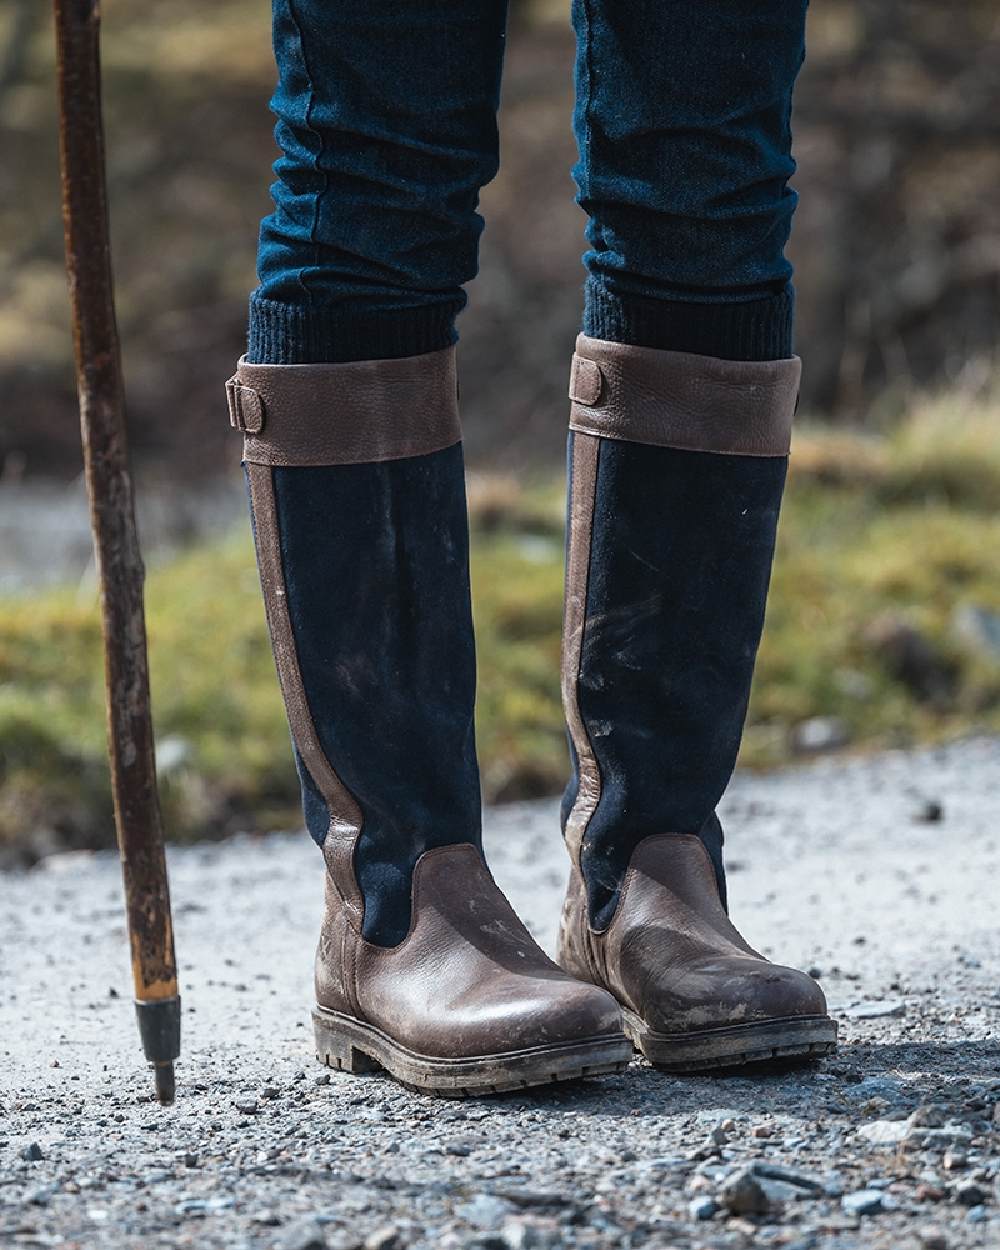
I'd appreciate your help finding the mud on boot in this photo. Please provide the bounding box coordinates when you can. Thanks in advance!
[556,336,837,1072]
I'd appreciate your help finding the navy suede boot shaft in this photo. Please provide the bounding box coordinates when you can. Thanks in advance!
[562,434,786,928]
[271,447,482,946]
[230,350,482,947]
[560,337,801,931]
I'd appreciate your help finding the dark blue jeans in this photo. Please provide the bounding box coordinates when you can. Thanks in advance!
[250,0,808,365]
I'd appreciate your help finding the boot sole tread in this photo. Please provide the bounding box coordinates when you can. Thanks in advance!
[622,1008,838,1072]
[313,1005,632,1098]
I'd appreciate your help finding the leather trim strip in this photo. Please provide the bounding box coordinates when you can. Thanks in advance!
[561,433,603,873]
[568,335,800,458]
[245,462,364,927]
[229,347,462,467]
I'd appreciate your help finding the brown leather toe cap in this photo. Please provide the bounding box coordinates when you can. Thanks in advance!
[427,971,625,1057]
[639,954,829,1035]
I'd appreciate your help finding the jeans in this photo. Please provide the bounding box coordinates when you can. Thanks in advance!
[250,0,808,366]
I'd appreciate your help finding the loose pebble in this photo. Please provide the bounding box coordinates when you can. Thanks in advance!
[842,1189,885,1216]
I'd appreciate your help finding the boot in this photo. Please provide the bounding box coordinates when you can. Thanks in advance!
[227,346,630,1095]
[556,334,837,1071]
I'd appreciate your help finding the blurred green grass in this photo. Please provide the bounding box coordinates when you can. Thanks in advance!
[2,394,1000,853]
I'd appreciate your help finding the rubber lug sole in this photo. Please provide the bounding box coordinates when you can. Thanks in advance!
[623,1008,838,1073]
[313,1005,633,1098]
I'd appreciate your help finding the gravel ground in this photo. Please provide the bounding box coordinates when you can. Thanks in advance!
[1,739,998,1250]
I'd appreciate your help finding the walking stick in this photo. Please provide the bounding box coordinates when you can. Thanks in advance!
[53,0,181,1105]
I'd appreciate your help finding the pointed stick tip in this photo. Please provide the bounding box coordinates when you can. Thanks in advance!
[153,1062,175,1105]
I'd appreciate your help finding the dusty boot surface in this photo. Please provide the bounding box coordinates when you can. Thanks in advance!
[559,835,836,1071]
[315,842,629,1096]
[230,348,630,1096]
[557,336,836,1072]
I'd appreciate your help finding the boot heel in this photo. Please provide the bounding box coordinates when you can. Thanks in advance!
[312,1008,381,1075]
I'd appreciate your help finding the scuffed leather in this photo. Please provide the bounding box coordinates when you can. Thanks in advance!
[316,843,624,1057]
[558,833,827,1034]
[229,347,461,466]
[560,432,602,872]
[314,870,358,1017]
[569,335,800,457]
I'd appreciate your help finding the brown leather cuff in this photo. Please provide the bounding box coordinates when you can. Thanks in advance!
[568,334,800,457]
[226,346,461,466]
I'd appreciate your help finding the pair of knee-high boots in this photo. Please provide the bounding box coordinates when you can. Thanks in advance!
[226,335,835,1095]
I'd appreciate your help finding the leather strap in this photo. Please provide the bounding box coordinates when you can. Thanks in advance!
[227,347,462,466]
[568,335,800,457]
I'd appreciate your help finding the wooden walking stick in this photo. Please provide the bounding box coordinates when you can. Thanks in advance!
[53,0,181,1104]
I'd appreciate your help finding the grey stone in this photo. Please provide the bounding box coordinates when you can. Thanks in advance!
[853,1075,904,1099]
[912,797,944,823]
[842,999,906,1019]
[252,1211,284,1227]
[910,1104,948,1129]
[688,1196,716,1221]
[857,1119,910,1145]
[279,1219,329,1250]
[365,1229,402,1250]
[906,1126,974,1153]
[720,1169,770,1216]
[822,1175,846,1198]
[500,1219,561,1250]
[456,1196,517,1231]
[842,1190,884,1215]
[954,1182,987,1206]
[758,1178,803,1206]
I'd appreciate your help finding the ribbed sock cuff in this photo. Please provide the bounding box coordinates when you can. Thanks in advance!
[247,293,463,365]
[583,280,795,362]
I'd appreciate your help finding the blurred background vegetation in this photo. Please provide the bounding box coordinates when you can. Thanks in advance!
[1,0,999,859]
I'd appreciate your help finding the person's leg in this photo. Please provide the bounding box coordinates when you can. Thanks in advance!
[558,0,837,1069]
[232,0,629,1093]
[573,0,802,363]
[250,0,507,365]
